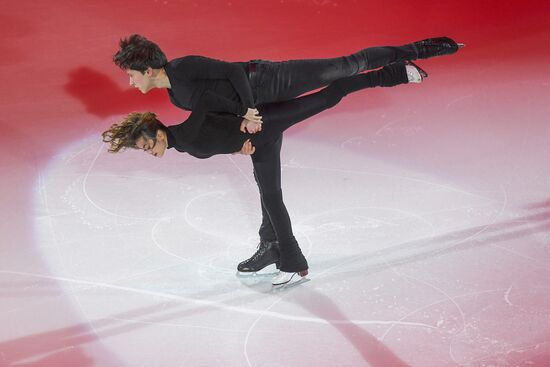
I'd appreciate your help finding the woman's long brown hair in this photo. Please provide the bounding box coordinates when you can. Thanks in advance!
[102,112,161,153]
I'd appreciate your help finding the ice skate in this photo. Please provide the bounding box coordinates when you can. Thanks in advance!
[237,240,280,273]
[414,37,464,59]
[405,61,428,83]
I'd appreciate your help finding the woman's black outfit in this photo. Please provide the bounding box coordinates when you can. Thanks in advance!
[166,63,409,272]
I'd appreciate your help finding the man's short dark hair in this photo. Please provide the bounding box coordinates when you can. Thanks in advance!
[113,34,167,72]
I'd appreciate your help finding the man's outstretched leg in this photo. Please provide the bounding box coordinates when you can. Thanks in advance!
[253,37,461,104]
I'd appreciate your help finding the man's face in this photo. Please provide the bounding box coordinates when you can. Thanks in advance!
[127,68,154,93]
[135,134,167,158]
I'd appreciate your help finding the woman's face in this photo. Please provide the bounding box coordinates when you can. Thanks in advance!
[135,132,167,158]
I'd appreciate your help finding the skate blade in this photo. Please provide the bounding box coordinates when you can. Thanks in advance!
[272,271,309,287]
[272,277,310,291]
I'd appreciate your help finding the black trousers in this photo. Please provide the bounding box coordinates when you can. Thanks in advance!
[250,63,409,272]
[249,43,418,105]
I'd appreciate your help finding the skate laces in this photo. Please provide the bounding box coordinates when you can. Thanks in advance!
[245,242,267,263]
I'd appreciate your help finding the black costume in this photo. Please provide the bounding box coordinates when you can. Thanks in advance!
[164,44,418,113]
[166,63,409,272]
[164,43,420,252]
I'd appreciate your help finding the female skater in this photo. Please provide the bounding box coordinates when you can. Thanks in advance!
[102,61,427,285]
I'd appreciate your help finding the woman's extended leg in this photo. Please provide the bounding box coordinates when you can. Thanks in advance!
[252,62,411,148]
[241,62,419,276]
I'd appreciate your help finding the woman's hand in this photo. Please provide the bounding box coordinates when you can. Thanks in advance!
[243,108,263,123]
[233,139,255,155]
[240,119,262,134]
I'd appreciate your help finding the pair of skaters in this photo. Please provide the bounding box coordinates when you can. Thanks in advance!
[103,35,463,285]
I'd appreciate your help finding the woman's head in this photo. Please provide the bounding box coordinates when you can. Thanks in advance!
[102,112,168,158]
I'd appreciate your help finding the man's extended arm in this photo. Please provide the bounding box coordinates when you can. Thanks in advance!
[169,90,244,143]
[177,56,255,114]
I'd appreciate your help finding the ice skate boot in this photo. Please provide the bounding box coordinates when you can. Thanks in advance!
[414,37,464,59]
[237,240,280,273]
[274,238,308,285]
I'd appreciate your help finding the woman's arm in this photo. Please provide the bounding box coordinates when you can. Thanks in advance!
[170,90,258,143]
[232,139,256,155]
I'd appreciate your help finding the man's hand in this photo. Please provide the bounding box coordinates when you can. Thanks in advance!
[243,108,263,123]
[233,139,255,155]
[240,119,262,134]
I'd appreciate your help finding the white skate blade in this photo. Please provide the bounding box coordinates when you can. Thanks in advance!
[272,277,310,291]
[405,64,422,83]
[271,270,308,286]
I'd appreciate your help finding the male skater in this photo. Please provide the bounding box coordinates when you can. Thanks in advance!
[113,34,463,274]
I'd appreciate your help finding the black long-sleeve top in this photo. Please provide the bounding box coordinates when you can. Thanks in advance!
[164,56,254,115]
[166,91,252,159]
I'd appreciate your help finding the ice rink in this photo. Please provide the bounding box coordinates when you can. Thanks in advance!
[1,1,550,366]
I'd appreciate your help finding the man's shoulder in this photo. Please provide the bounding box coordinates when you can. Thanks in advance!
[166,56,205,79]
[169,55,220,65]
